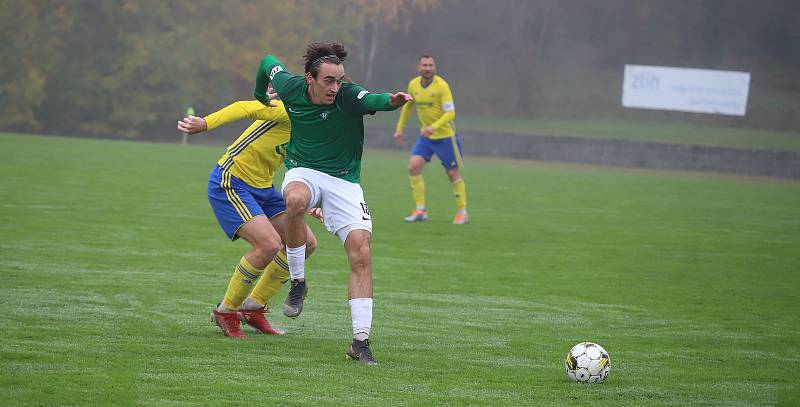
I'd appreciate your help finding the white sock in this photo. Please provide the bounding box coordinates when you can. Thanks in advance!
[217,303,234,312]
[287,245,306,281]
[416,205,426,211]
[241,297,263,310]
[349,298,373,340]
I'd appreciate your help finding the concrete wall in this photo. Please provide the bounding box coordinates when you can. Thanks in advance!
[366,127,800,179]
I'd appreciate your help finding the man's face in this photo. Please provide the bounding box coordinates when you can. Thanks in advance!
[417,57,436,80]
[306,62,345,105]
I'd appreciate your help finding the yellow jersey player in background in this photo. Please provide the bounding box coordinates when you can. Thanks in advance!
[177,95,319,338]
[394,55,468,224]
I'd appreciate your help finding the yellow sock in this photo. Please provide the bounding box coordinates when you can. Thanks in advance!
[410,174,426,208]
[249,251,290,306]
[452,179,467,211]
[221,256,264,310]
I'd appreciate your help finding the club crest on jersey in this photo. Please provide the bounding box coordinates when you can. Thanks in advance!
[320,111,329,120]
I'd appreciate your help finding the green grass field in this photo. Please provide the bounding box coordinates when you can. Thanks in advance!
[1,132,799,406]
[367,114,800,152]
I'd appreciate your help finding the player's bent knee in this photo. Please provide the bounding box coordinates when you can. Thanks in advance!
[347,241,372,269]
[284,194,309,215]
[356,245,371,265]
[254,235,282,258]
[408,156,426,175]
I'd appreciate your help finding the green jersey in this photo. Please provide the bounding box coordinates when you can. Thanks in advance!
[254,54,400,183]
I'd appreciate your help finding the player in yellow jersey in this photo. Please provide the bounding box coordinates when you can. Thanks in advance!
[177,94,319,338]
[394,55,468,224]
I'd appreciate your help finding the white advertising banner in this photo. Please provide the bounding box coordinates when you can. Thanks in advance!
[622,64,750,116]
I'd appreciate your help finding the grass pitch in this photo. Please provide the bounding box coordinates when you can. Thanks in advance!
[1,132,799,406]
[366,114,800,152]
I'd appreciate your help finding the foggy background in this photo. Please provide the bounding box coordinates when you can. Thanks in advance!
[2,0,799,140]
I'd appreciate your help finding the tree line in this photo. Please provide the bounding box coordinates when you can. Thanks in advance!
[2,0,798,139]
[0,0,437,138]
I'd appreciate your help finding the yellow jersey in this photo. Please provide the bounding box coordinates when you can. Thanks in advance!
[204,100,290,188]
[395,74,456,140]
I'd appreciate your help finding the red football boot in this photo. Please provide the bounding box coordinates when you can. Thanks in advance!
[210,308,246,338]
[452,211,469,225]
[239,307,285,335]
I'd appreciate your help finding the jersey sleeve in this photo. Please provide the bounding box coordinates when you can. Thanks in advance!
[254,54,293,104]
[203,101,287,131]
[394,81,415,132]
[394,102,414,132]
[429,80,456,130]
[340,83,398,116]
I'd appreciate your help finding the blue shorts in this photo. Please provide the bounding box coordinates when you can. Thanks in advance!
[207,165,286,240]
[410,135,464,169]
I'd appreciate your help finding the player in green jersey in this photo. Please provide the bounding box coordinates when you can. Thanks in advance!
[254,42,412,364]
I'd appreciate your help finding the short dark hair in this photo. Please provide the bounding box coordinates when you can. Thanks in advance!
[420,54,434,61]
[304,42,348,78]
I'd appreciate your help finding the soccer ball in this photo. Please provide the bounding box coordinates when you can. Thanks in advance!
[565,342,611,383]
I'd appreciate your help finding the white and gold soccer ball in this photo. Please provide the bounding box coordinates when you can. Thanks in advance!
[565,342,611,383]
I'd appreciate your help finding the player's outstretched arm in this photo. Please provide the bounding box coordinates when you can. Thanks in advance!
[178,85,280,134]
[202,99,285,132]
[356,91,413,113]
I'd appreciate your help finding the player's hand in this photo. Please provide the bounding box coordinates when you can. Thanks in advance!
[257,86,278,107]
[393,130,404,145]
[421,126,435,137]
[389,92,413,106]
[265,86,278,107]
[307,207,324,221]
[177,116,208,134]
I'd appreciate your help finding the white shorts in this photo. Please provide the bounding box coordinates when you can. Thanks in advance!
[281,167,372,242]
